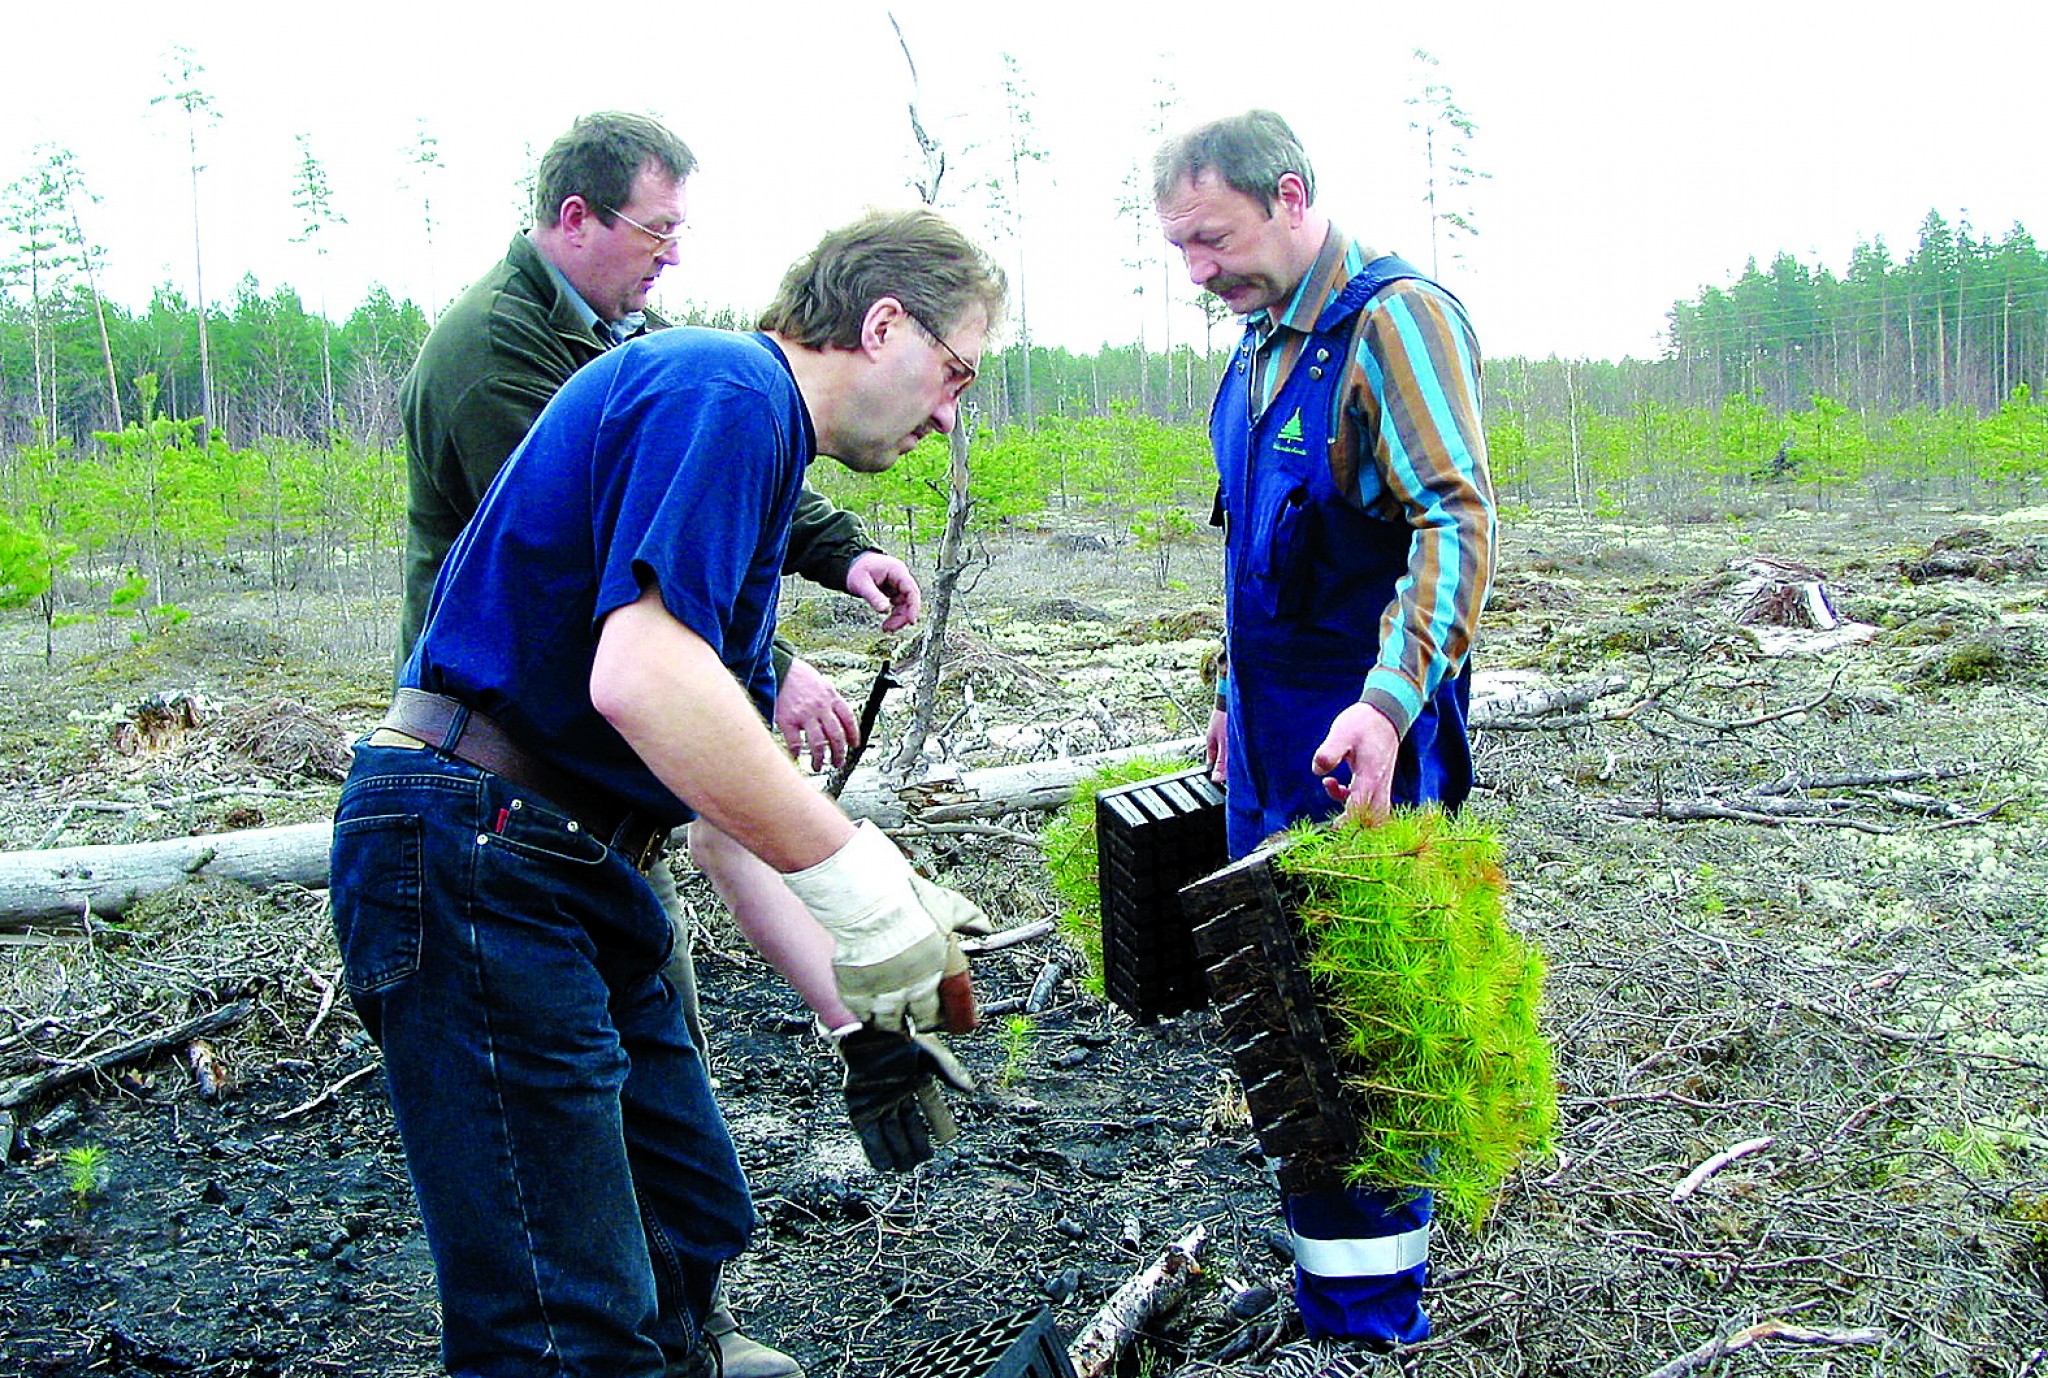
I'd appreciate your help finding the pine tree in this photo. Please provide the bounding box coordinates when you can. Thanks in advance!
[151,45,219,444]
[290,133,347,437]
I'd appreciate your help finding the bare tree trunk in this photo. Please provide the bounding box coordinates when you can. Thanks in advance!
[68,207,124,431]
[320,319,336,437]
[888,422,973,774]
[28,283,49,439]
[187,131,214,447]
[1566,360,1586,510]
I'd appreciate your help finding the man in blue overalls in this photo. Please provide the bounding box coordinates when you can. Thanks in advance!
[1154,110,1496,1347]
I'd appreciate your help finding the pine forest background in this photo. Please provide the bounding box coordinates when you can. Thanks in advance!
[5,147,2047,659]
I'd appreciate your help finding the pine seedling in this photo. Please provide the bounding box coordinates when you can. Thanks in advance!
[998,1014,1034,1087]
[1272,808,1556,1229]
[62,1144,110,1205]
[1040,754,1184,995]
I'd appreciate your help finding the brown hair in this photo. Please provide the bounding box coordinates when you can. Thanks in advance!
[534,112,696,229]
[758,208,1007,349]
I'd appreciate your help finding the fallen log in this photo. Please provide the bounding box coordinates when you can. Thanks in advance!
[0,740,1201,932]
[1468,673,1630,726]
[0,822,335,931]
[1067,1223,1207,1378]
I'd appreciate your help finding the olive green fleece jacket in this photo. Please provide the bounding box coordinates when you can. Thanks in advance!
[397,231,875,668]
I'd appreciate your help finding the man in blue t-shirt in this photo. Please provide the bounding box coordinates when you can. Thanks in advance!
[330,209,1006,1378]
[399,111,921,1378]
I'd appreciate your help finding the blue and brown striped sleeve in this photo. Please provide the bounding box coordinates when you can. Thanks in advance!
[1346,280,1496,737]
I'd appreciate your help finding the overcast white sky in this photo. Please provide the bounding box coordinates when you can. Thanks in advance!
[4,0,2044,363]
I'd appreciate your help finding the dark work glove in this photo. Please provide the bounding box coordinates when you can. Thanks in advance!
[837,1026,976,1172]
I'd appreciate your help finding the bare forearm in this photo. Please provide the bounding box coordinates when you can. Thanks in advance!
[592,587,853,872]
[690,820,856,1027]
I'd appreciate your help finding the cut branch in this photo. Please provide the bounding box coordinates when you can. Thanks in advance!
[1648,669,1843,733]
[1751,762,1977,795]
[1067,1223,1207,1378]
[1639,1321,1886,1378]
[272,1062,381,1123]
[0,1001,253,1109]
[1600,798,1894,833]
[1670,1135,1773,1202]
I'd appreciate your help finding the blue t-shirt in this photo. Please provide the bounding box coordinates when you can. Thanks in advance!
[405,328,813,827]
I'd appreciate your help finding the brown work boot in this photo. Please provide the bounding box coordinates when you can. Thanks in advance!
[704,1302,803,1378]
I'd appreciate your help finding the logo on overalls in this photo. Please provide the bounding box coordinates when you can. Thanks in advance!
[1275,409,1309,456]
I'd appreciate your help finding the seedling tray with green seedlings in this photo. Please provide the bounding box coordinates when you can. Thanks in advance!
[1183,808,1556,1226]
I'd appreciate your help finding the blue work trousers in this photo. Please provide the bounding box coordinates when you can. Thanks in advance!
[329,743,751,1377]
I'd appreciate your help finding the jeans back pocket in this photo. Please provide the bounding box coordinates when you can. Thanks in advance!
[330,813,425,996]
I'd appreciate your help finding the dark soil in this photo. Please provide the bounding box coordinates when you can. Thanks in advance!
[5,503,2048,1377]
[0,890,1274,1378]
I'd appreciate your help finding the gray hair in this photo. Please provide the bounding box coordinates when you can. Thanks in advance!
[1152,109,1316,211]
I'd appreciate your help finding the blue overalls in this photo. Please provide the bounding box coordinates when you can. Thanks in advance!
[1212,255,1475,1345]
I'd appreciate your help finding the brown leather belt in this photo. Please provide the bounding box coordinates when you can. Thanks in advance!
[375,688,669,871]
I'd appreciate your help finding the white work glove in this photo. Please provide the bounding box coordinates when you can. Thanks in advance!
[784,821,989,1032]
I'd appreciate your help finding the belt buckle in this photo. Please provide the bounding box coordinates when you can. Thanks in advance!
[629,822,666,872]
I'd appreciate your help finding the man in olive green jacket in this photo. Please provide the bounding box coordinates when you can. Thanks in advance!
[396,111,918,1378]
[400,163,916,744]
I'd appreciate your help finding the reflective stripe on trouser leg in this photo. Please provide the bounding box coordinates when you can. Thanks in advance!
[1290,1221,1431,1276]
[1284,1186,1433,1345]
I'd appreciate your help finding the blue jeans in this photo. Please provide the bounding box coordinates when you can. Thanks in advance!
[330,743,751,1378]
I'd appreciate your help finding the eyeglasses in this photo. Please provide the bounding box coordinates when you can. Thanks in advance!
[602,204,685,252]
[904,308,978,397]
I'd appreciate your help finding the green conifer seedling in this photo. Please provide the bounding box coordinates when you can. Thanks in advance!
[1272,808,1556,1229]
[63,1144,109,1205]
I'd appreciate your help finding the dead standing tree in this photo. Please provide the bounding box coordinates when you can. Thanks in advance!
[884,13,980,777]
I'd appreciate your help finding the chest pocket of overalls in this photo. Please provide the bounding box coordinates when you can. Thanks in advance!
[1241,351,1335,623]
[1246,476,1315,620]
